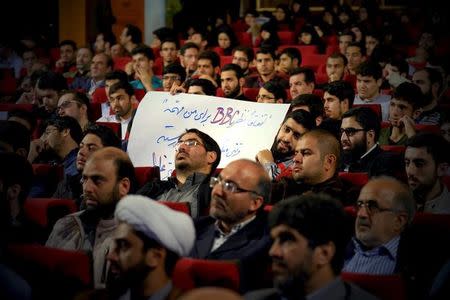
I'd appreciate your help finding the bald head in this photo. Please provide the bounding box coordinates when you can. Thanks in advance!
[302,129,341,163]
[178,287,242,300]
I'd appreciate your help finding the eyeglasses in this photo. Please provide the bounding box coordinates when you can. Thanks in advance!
[340,127,365,137]
[174,139,203,151]
[162,75,181,81]
[355,200,397,215]
[232,57,248,62]
[256,94,275,101]
[210,176,259,195]
[57,100,78,111]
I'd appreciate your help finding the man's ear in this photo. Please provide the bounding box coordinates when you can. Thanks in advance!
[341,98,349,112]
[146,247,166,268]
[412,108,423,119]
[238,77,245,88]
[313,241,335,267]
[324,154,337,171]
[249,195,264,212]
[206,151,218,166]
[366,129,375,144]
[118,177,131,197]
[376,78,383,88]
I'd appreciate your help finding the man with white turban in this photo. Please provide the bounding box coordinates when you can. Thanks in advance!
[107,195,196,300]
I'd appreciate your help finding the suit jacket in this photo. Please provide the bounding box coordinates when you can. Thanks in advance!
[191,212,272,291]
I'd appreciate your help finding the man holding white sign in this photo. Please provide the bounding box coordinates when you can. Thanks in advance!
[137,128,221,218]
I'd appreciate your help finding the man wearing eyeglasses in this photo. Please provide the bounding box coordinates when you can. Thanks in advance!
[137,128,221,218]
[232,46,255,77]
[340,107,402,177]
[57,91,92,132]
[343,177,415,275]
[191,159,272,291]
[162,63,186,92]
[256,81,287,103]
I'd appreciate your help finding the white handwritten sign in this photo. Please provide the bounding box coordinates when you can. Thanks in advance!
[127,91,290,179]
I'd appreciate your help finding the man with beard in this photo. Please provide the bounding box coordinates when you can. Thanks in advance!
[191,159,272,291]
[273,130,349,205]
[340,107,402,177]
[245,48,289,89]
[137,129,221,218]
[106,195,195,299]
[405,132,450,213]
[245,193,376,300]
[255,110,315,181]
[97,81,137,142]
[412,67,444,125]
[220,63,248,101]
[46,147,136,288]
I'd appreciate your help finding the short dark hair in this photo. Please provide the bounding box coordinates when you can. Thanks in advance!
[269,193,351,275]
[180,42,199,56]
[291,94,324,120]
[181,128,221,173]
[46,116,83,144]
[131,45,155,61]
[393,82,424,110]
[105,70,129,84]
[256,47,276,60]
[290,67,316,83]
[0,121,31,154]
[280,47,302,65]
[420,67,444,95]
[198,50,220,68]
[186,78,217,96]
[152,27,176,41]
[37,71,68,91]
[59,39,77,50]
[8,109,37,132]
[339,29,355,41]
[324,80,355,107]
[341,106,381,140]
[84,124,122,149]
[406,132,450,164]
[163,63,186,83]
[221,63,244,79]
[262,81,287,102]
[388,57,409,75]
[60,90,92,120]
[356,60,382,80]
[347,41,365,56]
[161,37,180,50]
[328,52,348,66]
[109,81,135,97]
[124,24,143,44]
[284,108,316,131]
[232,46,254,63]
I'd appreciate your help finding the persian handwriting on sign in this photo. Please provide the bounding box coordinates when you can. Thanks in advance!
[163,102,211,123]
[221,141,243,158]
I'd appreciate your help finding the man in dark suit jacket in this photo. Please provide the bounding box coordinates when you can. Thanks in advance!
[340,107,402,177]
[245,194,377,300]
[190,159,272,291]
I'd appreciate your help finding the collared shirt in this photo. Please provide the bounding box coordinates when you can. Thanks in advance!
[118,281,173,300]
[343,236,400,274]
[211,215,256,252]
[96,114,132,140]
[424,184,450,214]
[343,143,378,172]
[157,172,208,218]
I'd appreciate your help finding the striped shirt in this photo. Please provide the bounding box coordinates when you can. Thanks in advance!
[343,236,400,275]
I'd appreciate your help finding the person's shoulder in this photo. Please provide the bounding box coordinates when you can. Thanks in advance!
[244,288,280,300]
[347,282,380,300]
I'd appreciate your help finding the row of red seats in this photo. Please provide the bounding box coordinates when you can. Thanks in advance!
[5,242,408,299]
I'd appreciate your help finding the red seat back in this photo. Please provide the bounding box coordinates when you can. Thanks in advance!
[134,166,160,188]
[278,45,318,56]
[380,145,406,155]
[243,87,259,101]
[220,55,233,68]
[338,172,369,189]
[113,56,132,71]
[278,31,295,45]
[23,198,77,228]
[236,31,252,47]
[173,258,240,291]
[341,273,407,300]
[92,87,108,103]
[134,89,146,101]
[96,121,121,137]
[0,103,33,112]
[159,201,191,215]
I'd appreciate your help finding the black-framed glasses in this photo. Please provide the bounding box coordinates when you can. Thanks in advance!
[355,200,397,215]
[162,75,181,81]
[174,139,203,152]
[256,94,275,101]
[57,100,78,111]
[210,176,259,195]
[340,127,365,137]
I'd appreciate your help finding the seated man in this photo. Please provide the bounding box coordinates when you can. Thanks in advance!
[245,193,377,300]
[290,93,324,126]
[343,177,415,275]
[162,63,186,92]
[256,81,287,103]
[245,48,289,89]
[46,147,136,288]
[289,67,315,100]
[170,78,217,96]
[232,46,255,77]
[256,110,315,181]
[405,132,450,213]
[191,159,272,290]
[130,45,162,91]
[340,107,402,177]
[57,91,92,132]
[138,128,221,218]
[273,129,348,204]
[107,195,195,299]
[378,82,423,146]
[277,47,301,76]
[220,63,248,101]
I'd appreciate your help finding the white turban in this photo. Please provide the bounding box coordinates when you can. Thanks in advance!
[115,195,195,257]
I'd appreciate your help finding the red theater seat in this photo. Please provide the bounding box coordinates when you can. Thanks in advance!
[243,88,259,101]
[92,87,108,103]
[173,258,240,291]
[23,198,77,228]
[338,172,369,189]
[159,201,191,215]
[113,56,132,71]
[341,273,407,300]
[0,103,33,112]
[134,166,160,188]
[278,31,295,45]
[353,104,382,119]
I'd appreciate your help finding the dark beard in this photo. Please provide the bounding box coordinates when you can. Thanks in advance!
[226,85,241,99]
[342,137,367,164]
[422,90,434,107]
[84,185,121,219]
[107,262,152,298]
[274,272,308,300]
[270,135,294,162]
